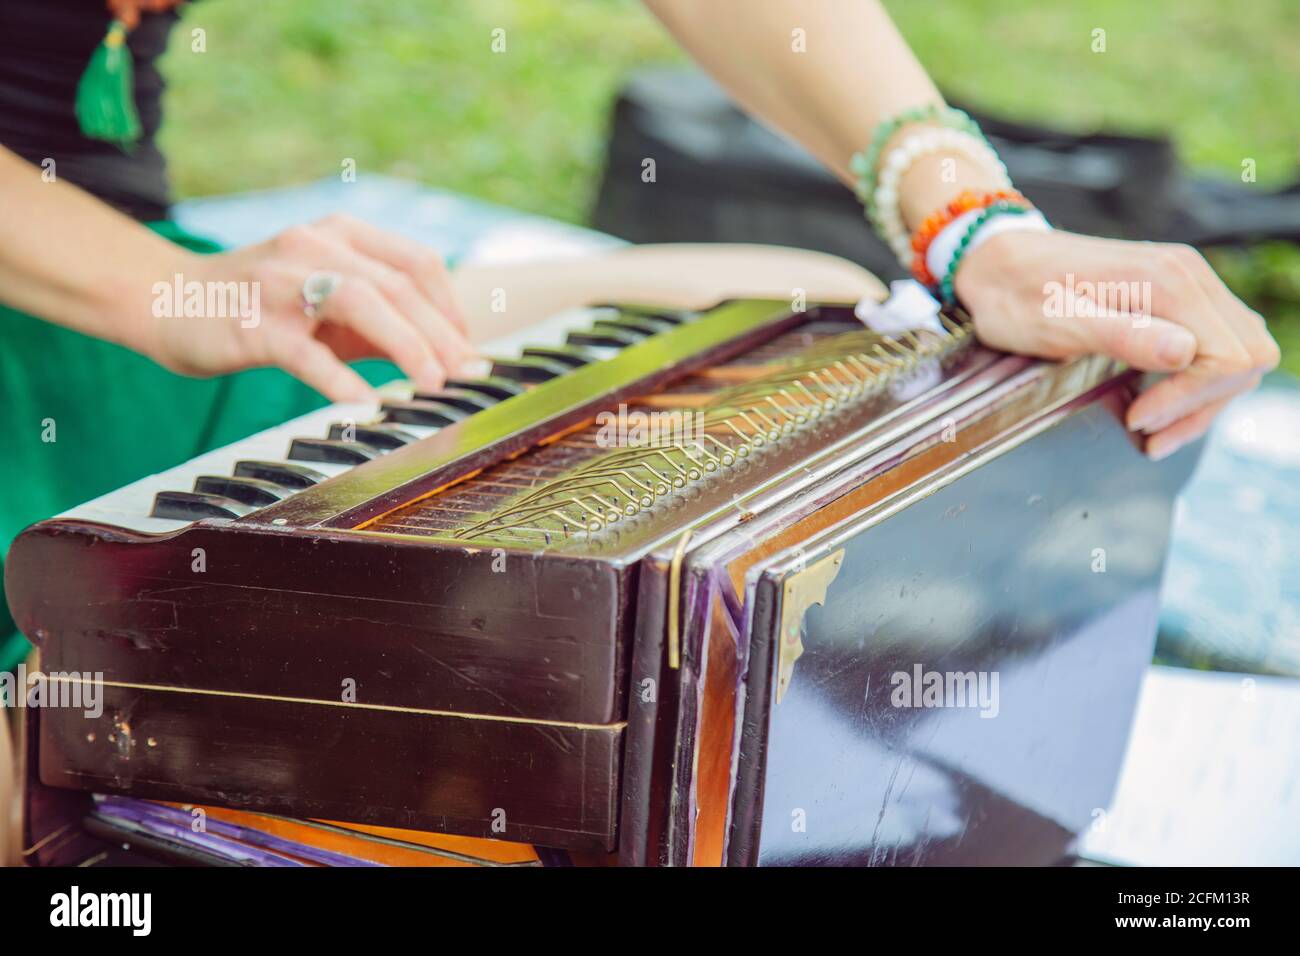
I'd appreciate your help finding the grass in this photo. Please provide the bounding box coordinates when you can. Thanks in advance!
[158,0,1300,373]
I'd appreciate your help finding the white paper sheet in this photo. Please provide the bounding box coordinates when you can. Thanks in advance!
[1079,665,1300,866]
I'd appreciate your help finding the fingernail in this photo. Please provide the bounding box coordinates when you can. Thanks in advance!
[416,360,445,391]
[1147,436,1183,461]
[1156,328,1196,368]
[456,357,491,379]
[1130,406,1177,434]
[1128,411,1155,433]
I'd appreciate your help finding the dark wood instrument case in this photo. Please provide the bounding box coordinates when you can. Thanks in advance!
[7,301,1200,865]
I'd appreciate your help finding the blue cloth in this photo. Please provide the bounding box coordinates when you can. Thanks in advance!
[1157,373,1300,675]
[173,175,620,267]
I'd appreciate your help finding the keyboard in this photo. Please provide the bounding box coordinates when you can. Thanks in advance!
[57,304,696,533]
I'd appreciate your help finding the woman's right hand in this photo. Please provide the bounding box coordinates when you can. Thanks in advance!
[956,229,1280,460]
[144,214,476,402]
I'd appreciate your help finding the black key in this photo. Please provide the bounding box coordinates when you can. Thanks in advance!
[382,399,469,428]
[288,438,382,465]
[567,326,644,350]
[592,314,674,336]
[490,356,571,384]
[521,345,603,368]
[234,460,327,489]
[410,389,495,414]
[151,491,252,521]
[327,422,418,449]
[443,376,526,401]
[593,303,694,324]
[193,475,291,507]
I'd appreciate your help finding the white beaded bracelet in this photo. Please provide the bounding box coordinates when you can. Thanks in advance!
[871,127,1012,265]
[924,208,1051,290]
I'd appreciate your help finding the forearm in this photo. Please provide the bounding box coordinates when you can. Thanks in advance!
[0,145,193,352]
[452,242,888,342]
[644,0,1004,229]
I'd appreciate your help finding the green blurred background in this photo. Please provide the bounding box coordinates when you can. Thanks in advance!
[159,0,1300,373]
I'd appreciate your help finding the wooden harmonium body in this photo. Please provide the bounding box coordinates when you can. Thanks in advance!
[6,299,1200,866]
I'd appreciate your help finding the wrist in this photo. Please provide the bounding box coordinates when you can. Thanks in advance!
[933,205,1048,305]
[898,152,1010,233]
[101,244,203,360]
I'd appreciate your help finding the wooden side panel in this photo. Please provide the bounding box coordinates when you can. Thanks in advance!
[39,685,622,852]
[617,557,677,866]
[9,525,628,725]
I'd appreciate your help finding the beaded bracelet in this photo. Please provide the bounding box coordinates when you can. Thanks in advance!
[910,189,1028,285]
[850,103,982,210]
[938,202,1033,306]
[928,206,1050,291]
[871,128,1012,265]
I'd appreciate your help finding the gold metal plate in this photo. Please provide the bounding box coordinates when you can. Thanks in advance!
[777,549,845,704]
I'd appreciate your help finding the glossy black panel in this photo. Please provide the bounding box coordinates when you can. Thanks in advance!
[741,401,1200,866]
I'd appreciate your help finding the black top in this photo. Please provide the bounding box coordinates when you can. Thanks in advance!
[0,1,178,221]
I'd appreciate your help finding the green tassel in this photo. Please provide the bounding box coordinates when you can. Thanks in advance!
[75,20,142,149]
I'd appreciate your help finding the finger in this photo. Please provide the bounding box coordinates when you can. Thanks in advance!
[1170,245,1281,372]
[314,324,383,363]
[320,276,446,392]
[1139,244,1253,362]
[1068,308,1197,373]
[275,335,375,403]
[1144,395,1236,461]
[303,233,474,378]
[316,214,470,336]
[1126,366,1260,434]
[366,265,476,378]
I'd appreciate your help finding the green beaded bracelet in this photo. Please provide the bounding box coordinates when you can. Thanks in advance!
[938,202,1032,306]
[851,104,984,214]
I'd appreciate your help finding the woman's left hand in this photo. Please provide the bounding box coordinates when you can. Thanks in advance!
[954,229,1281,459]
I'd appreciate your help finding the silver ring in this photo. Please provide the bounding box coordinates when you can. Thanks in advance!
[301,271,342,319]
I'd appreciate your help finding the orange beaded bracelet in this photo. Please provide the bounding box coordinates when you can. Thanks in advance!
[909,189,1028,287]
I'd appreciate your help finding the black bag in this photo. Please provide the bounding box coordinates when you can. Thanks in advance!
[592,68,1300,279]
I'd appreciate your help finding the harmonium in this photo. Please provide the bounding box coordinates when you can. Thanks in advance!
[6,296,1200,867]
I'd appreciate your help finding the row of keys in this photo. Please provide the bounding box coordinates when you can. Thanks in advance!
[68,305,695,531]
[147,378,526,521]
[490,307,689,384]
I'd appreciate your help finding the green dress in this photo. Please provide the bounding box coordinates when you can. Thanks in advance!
[0,221,396,671]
